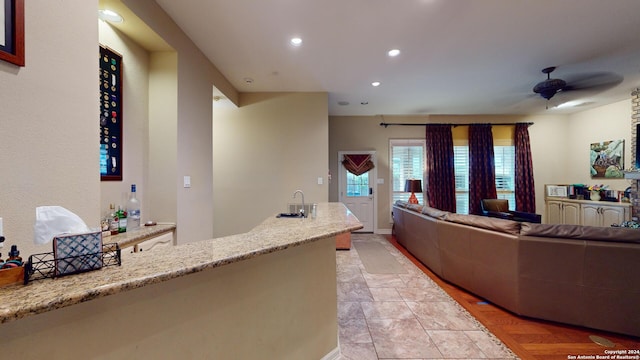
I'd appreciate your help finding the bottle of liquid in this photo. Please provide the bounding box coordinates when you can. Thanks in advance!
[127,184,141,231]
[101,206,111,233]
[117,205,127,233]
[109,203,119,235]
[7,245,22,264]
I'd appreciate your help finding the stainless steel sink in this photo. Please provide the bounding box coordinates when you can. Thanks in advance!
[277,212,305,218]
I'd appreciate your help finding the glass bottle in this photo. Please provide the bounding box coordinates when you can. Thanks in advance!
[127,184,141,231]
[117,205,127,233]
[7,245,21,263]
[109,203,119,235]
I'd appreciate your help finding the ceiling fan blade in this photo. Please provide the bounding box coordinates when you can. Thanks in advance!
[562,72,623,93]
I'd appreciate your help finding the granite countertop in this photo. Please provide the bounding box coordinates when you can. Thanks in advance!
[0,203,361,324]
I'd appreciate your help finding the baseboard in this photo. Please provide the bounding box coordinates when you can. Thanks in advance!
[320,346,340,360]
[376,228,392,235]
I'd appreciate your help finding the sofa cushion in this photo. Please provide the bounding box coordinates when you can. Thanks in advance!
[406,204,424,213]
[520,223,640,243]
[421,206,449,220]
[444,213,521,235]
[394,200,408,208]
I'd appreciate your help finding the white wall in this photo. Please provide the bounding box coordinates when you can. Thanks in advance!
[212,92,329,237]
[0,1,99,257]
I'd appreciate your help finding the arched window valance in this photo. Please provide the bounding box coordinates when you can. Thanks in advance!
[342,154,375,176]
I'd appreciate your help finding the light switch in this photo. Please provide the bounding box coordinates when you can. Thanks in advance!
[184,176,191,188]
[317,177,323,185]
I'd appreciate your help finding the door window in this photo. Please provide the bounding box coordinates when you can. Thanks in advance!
[346,172,369,197]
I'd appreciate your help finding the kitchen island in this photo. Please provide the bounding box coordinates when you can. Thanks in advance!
[0,202,361,359]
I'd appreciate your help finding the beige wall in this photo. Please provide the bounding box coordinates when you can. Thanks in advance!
[99,21,150,218]
[329,115,429,232]
[123,0,240,244]
[329,109,634,232]
[212,92,329,237]
[0,1,99,257]
[565,99,632,190]
[148,52,178,226]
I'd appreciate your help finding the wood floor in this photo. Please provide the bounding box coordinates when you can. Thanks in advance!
[385,235,640,360]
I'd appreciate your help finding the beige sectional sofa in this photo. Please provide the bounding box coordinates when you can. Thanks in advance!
[392,201,640,337]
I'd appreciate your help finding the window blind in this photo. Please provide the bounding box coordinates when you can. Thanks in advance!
[390,140,425,204]
[454,145,515,214]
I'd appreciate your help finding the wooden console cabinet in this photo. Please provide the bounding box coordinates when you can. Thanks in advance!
[545,197,631,226]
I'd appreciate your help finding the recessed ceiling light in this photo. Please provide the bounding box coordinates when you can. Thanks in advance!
[371,81,381,87]
[361,101,369,105]
[290,37,302,46]
[98,9,123,23]
[243,77,254,84]
[388,49,400,57]
[338,101,350,106]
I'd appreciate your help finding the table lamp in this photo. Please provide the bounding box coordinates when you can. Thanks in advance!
[404,179,422,205]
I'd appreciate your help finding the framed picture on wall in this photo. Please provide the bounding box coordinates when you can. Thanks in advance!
[590,139,624,178]
[0,0,25,66]
[100,46,123,181]
[546,185,568,197]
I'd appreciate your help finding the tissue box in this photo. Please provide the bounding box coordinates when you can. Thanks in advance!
[53,231,103,276]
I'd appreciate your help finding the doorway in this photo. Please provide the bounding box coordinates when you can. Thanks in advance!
[338,151,376,232]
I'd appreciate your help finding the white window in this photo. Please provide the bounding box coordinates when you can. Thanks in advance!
[454,145,516,214]
[390,139,426,204]
[454,146,470,214]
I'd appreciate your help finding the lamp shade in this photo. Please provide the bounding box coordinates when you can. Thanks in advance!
[404,179,422,193]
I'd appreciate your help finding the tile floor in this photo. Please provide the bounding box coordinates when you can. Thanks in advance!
[336,234,518,360]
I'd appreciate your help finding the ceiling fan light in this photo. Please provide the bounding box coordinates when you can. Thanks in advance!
[533,78,567,99]
[556,100,585,109]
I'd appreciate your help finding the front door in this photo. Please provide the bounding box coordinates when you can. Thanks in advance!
[338,151,375,232]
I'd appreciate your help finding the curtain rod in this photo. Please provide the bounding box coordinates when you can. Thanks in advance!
[379,122,534,128]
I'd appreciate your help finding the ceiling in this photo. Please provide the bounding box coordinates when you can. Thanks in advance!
[150,0,640,116]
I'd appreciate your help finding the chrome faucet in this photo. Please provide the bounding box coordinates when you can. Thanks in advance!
[293,190,306,218]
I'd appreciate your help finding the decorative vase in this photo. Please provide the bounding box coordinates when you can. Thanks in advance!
[590,191,601,201]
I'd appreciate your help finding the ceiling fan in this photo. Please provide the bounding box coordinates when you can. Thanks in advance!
[532,66,623,107]
[532,67,566,100]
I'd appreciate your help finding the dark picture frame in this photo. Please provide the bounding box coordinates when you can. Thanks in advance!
[99,46,123,181]
[0,0,24,66]
[636,124,640,169]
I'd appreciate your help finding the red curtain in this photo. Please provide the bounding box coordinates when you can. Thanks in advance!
[342,154,374,176]
[425,125,456,212]
[468,124,497,215]
[515,123,536,212]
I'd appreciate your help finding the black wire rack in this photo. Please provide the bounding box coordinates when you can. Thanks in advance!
[24,243,121,284]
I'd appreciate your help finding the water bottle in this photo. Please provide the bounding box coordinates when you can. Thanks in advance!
[127,184,141,230]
